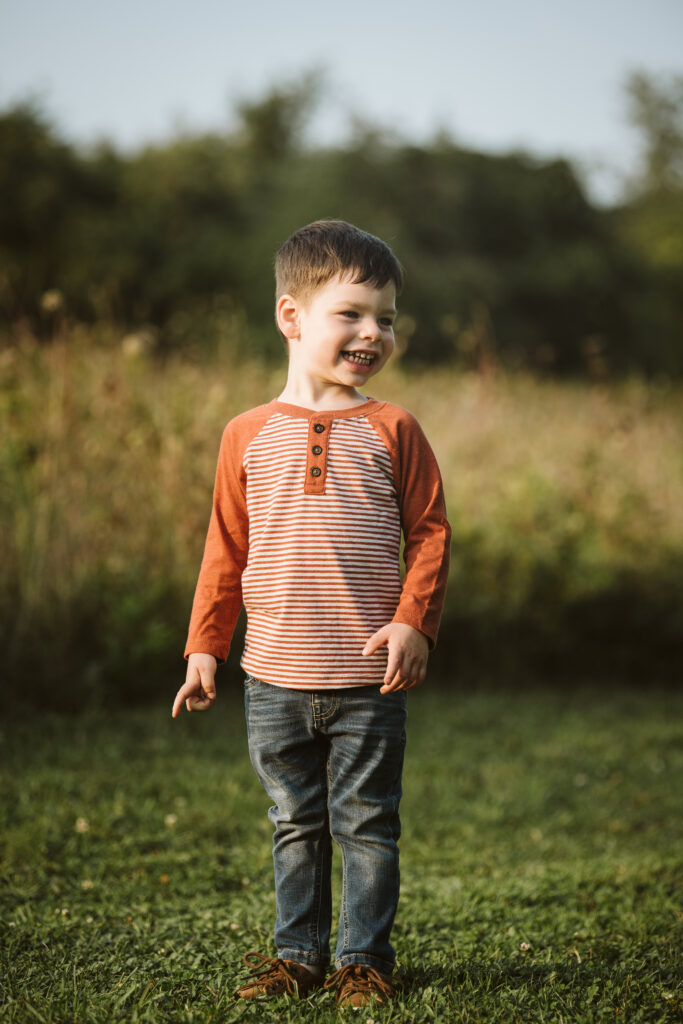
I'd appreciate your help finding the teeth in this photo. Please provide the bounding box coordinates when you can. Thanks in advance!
[343,352,374,365]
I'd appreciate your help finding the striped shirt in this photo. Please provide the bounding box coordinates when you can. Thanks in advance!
[185,398,451,689]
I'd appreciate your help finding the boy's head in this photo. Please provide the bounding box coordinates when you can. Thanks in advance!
[275,220,403,310]
[274,222,402,391]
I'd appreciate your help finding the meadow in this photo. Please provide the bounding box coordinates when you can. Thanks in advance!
[1,329,682,1021]
[1,687,681,1022]
[2,327,683,708]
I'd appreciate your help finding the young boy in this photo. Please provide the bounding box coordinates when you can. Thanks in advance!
[172,220,451,1007]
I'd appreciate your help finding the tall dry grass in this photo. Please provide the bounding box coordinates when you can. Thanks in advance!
[2,328,682,707]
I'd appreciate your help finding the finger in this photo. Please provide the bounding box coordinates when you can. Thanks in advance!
[394,648,420,685]
[405,664,426,689]
[198,665,216,702]
[382,655,424,692]
[402,662,427,690]
[383,646,403,686]
[185,693,213,713]
[363,626,390,657]
[172,681,195,718]
[172,661,202,718]
[380,662,407,692]
[380,678,405,693]
[401,654,418,682]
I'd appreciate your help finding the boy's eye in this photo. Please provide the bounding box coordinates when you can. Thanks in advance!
[340,311,359,319]
[379,318,395,328]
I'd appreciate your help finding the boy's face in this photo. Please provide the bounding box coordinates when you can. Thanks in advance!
[278,274,397,392]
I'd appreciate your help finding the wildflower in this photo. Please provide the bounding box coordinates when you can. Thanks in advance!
[81,879,94,891]
[519,941,531,952]
[160,874,170,884]
[75,817,90,833]
[164,814,178,827]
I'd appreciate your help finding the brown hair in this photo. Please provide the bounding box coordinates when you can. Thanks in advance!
[275,220,404,304]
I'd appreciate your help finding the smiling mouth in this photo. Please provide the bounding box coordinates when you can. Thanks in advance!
[341,350,377,367]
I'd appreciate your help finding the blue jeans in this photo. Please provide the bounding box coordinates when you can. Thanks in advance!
[244,676,407,974]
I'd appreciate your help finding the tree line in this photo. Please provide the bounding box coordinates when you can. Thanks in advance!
[1,72,681,375]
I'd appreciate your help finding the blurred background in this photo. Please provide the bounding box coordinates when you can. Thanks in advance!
[1,0,682,709]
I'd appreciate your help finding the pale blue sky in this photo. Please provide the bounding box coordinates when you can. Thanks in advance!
[1,0,681,204]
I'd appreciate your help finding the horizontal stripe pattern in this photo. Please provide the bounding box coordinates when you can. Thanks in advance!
[240,412,401,688]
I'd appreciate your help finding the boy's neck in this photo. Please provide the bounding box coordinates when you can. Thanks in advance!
[277,379,369,412]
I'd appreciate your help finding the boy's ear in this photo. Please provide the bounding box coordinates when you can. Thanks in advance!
[276,294,301,341]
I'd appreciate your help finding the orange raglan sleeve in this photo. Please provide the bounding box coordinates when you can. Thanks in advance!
[183,410,263,662]
[372,405,451,648]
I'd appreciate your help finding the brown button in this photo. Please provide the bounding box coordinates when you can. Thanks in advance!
[313,423,325,433]
[310,467,322,478]
[311,445,323,455]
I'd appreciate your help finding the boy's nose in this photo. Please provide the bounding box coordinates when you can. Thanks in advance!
[359,318,382,340]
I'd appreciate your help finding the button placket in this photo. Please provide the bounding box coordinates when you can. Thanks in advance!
[305,419,329,494]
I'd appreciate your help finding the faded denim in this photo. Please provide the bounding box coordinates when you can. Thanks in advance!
[244,675,407,974]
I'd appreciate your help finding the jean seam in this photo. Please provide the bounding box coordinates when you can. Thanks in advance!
[311,749,328,957]
[327,750,349,958]
[312,694,339,724]
[310,826,321,955]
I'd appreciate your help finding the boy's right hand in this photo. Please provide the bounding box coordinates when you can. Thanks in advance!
[172,653,217,718]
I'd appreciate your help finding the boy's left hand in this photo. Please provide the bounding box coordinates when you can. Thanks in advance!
[362,622,429,693]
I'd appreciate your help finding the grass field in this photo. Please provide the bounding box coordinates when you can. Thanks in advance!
[1,686,681,1023]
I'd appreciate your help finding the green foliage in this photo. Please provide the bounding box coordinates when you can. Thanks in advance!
[236,72,322,163]
[625,71,683,195]
[0,103,91,324]
[439,474,683,681]
[613,72,683,376]
[0,74,680,374]
[1,688,681,1021]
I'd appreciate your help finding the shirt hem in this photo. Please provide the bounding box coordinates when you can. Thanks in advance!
[242,672,383,690]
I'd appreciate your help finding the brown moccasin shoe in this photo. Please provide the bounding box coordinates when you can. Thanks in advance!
[235,951,323,999]
[324,963,397,1007]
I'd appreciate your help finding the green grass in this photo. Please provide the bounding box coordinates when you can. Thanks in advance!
[1,685,681,1023]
